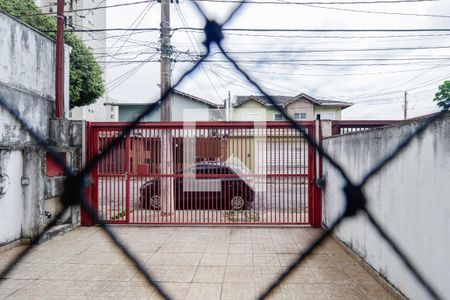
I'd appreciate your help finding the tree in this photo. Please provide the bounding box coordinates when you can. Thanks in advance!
[0,0,104,108]
[434,81,450,110]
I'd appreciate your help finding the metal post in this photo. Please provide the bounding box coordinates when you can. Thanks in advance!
[55,0,65,119]
[312,116,322,227]
[160,0,173,216]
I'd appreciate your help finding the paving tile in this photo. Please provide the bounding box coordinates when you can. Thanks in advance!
[182,242,207,253]
[340,264,375,282]
[132,265,170,282]
[305,253,336,268]
[252,243,276,254]
[0,279,33,296]
[4,263,59,280]
[277,254,298,267]
[283,266,319,284]
[274,243,299,254]
[162,265,197,282]
[353,282,395,300]
[286,283,327,300]
[253,254,281,266]
[193,266,225,283]
[42,264,105,281]
[200,253,227,266]
[327,252,358,268]
[146,252,177,266]
[224,266,255,283]
[159,243,186,253]
[186,283,222,300]
[310,266,351,284]
[173,252,202,266]
[159,282,190,299]
[255,283,292,300]
[0,227,393,300]
[321,283,361,299]
[222,282,255,300]
[228,243,252,254]
[253,265,283,283]
[205,242,230,254]
[227,253,253,266]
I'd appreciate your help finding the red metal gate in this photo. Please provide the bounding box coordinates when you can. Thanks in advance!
[82,122,321,226]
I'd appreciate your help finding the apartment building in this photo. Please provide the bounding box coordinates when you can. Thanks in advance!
[35,0,117,121]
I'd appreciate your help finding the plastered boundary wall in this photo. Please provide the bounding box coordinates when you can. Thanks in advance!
[0,11,79,247]
[322,113,450,299]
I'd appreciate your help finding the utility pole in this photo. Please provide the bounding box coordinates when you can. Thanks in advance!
[55,0,65,119]
[404,91,408,120]
[159,0,173,216]
[160,0,172,121]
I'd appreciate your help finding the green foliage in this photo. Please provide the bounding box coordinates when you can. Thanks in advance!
[0,0,104,108]
[434,81,450,110]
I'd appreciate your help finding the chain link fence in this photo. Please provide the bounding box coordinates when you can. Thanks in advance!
[0,1,448,299]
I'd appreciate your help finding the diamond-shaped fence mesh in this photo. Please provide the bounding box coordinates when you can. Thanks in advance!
[0,1,447,299]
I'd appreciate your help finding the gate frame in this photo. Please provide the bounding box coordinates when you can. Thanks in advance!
[81,121,323,227]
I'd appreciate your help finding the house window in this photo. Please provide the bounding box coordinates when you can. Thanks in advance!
[316,112,335,120]
[294,113,307,120]
[273,113,284,121]
[49,6,54,13]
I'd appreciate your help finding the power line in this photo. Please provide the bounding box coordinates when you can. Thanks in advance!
[193,0,450,19]
[174,3,226,103]
[29,0,151,16]
[193,0,438,4]
[43,27,450,33]
[197,45,450,56]
[299,3,450,19]
[177,27,450,33]
[102,2,156,62]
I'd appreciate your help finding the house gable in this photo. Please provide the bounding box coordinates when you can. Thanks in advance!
[284,97,314,120]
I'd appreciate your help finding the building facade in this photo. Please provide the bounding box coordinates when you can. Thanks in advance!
[110,89,224,122]
[232,93,352,121]
[35,0,116,121]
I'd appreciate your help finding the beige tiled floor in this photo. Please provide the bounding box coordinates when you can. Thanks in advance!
[0,227,393,300]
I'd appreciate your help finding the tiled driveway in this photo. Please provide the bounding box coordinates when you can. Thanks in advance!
[0,227,393,299]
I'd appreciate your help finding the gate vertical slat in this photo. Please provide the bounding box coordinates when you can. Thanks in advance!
[125,134,131,224]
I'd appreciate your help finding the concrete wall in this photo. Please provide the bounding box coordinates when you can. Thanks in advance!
[0,11,80,246]
[322,113,450,299]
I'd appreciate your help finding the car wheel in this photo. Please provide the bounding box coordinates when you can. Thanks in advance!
[230,195,245,210]
[149,195,161,210]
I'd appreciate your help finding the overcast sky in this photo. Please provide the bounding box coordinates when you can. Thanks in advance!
[100,0,450,119]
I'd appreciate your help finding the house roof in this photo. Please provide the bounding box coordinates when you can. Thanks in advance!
[105,89,220,108]
[234,93,353,109]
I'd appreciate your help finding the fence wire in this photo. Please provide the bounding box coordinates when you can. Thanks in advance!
[0,1,448,299]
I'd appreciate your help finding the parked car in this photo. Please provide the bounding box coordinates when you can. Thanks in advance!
[139,161,255,210]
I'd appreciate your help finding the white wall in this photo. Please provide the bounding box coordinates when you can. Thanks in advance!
[322,114,450,299]
[0,11,75,245]
[0,151,23,244]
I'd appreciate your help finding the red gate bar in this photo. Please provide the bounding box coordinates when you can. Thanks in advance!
[82,121,320,226]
